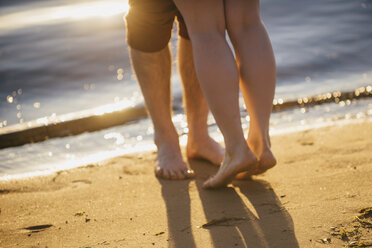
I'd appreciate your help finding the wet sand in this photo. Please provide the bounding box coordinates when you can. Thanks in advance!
[1,122,372,247]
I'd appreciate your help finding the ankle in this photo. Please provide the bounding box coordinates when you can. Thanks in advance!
[224,138,250,158]
[187,128,209,142]
[156,142,184,162]
[247,135,271,157]
[187,131,210,146]
[154,131,180,150]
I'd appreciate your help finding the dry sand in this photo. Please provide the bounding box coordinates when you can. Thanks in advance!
[1,121,372,248]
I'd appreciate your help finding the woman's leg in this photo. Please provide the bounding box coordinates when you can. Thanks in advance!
[225,0,277,175]
[178,37,224,166]
[173,0,257,188]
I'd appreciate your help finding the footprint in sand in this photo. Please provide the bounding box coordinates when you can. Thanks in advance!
[71,179,92,184]
[70,179,92,189]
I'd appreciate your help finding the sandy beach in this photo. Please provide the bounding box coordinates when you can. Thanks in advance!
[1,121,371,247]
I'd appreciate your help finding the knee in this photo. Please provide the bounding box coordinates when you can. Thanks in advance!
[186,19,226,41]
[188,30,226,47]
[182,14,226,43]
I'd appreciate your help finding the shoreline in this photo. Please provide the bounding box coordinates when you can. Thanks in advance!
[1,121,371,247]
[1,85,371,149]
[1,118,371,182]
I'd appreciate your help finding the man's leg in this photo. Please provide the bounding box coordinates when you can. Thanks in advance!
[178,37,224,166]
[173,0,258,188]
[225,0,277,175]
[130,46,194,180]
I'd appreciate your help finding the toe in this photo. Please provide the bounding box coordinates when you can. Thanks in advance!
[154,165,163,178]
[155,166,173,180]
[162,169,171,180]
[174,169,186,180]
[183,169,195,179]
[203,176,217,189]
[203,173,233,189]
[169,170,180,180]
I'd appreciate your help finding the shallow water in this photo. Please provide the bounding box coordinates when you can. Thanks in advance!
[0,0,372,178]
[1,96,372,180]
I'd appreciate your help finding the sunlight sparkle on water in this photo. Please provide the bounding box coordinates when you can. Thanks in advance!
[93,100,134,116]
[36,117,48,125]
[6,96,13,103]
[33,102,41,109]
[0,1,130,32]
[104,132,125,145]
[117,68,124,80]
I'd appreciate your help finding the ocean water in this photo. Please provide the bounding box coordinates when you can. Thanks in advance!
[0,0,372,179]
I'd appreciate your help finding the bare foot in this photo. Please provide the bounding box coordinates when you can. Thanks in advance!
[236,139,277,178]
[203,146,257,189]
[255,149,277,174]
[154,144,194,180]
[187,136,224,165]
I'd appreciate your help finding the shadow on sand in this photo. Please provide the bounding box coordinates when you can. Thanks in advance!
[160,159,299,248]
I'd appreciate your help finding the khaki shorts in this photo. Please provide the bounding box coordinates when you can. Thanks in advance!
[125,0,189,53]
